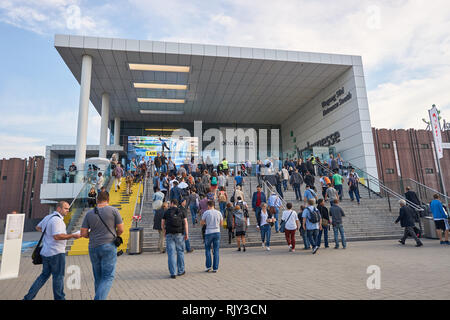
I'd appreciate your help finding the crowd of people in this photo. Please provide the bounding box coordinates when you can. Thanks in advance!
[23,152,450,300]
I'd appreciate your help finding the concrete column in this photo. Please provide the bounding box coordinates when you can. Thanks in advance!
[114,117,121,146]
[99,93,110,158]
[74,54,93,181]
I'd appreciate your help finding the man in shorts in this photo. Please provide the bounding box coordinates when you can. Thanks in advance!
[430,194,450,245]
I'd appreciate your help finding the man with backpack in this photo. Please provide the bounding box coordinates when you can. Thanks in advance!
[161,199,189,279]
[329,199,347,249]
[289,169,303,201]
[303,185,318,206]
[320,174,331,199]
[252,185,266,228]
[302,199,322,254]
[347,168,360,204]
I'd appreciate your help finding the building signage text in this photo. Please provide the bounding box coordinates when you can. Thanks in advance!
[297,131,341,155]
[322,87,352,116]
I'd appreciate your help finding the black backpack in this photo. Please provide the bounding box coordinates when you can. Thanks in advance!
[306,207,321,224]
[166,207,184,232]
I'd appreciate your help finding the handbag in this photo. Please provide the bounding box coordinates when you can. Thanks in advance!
[322,218,329,227]
[95,207,123,248]
[223,220,228,229]
[32,214,60,265]
[280,211,293,233]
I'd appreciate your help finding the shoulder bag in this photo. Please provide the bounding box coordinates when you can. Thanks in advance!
[280,211,293,233]
[32,214,60,265]
[95,207,123,248]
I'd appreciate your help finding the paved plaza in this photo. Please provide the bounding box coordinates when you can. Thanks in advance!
[1,239,450,300]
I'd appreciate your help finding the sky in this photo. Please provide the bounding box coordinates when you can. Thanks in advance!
[0,0,449,159]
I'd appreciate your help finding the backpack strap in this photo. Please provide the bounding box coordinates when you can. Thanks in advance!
[36,214,61,248]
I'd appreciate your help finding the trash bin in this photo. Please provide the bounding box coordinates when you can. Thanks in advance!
[422,217,438,239]
[128,227,144,254]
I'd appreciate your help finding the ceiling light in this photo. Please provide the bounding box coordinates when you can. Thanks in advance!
[134,83,187,90]
[137,98,185,103]
[140,110,184,115]
[129,63,190,72]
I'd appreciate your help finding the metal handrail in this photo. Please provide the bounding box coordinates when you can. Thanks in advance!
[260,177,287,210]
[138,174,147,217]
[403,178,449,202]
[343,161,424,212]
[69,180,90,209]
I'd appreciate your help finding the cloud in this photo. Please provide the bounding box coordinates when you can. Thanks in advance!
[0,134,45,158]
[0,0,119,37]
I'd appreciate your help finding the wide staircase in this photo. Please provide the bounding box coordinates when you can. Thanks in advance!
[66,178,143,255]
[139,172,403,252]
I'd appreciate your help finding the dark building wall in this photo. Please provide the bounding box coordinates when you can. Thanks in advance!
[372,128,450,195]
[0,157,49,220]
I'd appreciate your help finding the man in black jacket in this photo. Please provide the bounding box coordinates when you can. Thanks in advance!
[404,187,423,237]
[395,200,423,247]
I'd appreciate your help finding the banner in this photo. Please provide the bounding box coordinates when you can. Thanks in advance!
[0,214,25,280]
[429,106,443,159]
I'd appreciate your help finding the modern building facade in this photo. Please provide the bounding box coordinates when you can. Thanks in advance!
[41,34,378,201]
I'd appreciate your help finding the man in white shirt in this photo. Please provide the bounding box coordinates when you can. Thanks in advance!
[281,167,289,191]
[24,201,80,300]
[201,200,223,272]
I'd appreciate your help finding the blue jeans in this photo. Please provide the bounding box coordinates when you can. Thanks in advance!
[293,183,302,200]
[300,229,310,249]
[89,242,117,300]
[335,184,343,200]
[318,227,329,247]
[219,202,227,216]
[24,253,66,300]
[307,229,320,248]
[260,224,271,246]
[349,187,360,203]
[166,233,185,276]
[204,232,220,271]
[333,223,347,248]
[255,207,262,222]
[185,238,192,252]
[283,180,288,191]
[189,204,198,225]
[274,208,279,232]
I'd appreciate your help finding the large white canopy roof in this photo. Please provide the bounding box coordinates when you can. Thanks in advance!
[55,34,359,125]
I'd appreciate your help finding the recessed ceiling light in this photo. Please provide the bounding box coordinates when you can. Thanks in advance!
[133,83,188,90]
[140,110,184,115]
[129,63,190,72]
[137,98,185,103]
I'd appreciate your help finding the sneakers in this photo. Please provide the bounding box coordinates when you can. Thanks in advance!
[415,243,423,247]
[312,246,318,254]
[399,240,405,245]
[266,247,271,251]
[170,275,176,279]
[187,249,194,253]
[212,270,218,273]
[205,268,211,272]
[237,247,241,252]
[177,271,185,276]
[334,246,339,249]
[243,246,246,252]
[262,242,265,249]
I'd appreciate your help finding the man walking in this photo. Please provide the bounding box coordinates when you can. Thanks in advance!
[252,185,266,228]
[114,163,124,192]
[289,169,303,201]
[81,191,124,300]
[395,200,423,247]
[201,200,223,273]
[268,191,282,233]
[162,199,189,278]
[302,199,322,254]
[332,170,344,200]
[153,202,168,253]
[430,194,450,245]
[329,199,347,249]
[24,201,80,300]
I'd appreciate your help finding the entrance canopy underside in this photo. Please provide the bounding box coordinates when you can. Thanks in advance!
[55,34,357,125]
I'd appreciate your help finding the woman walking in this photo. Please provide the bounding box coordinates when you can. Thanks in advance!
[224,203,235,244]
[187,188,200,226]
[281,202,300,252]
[233,205,247,252]
[217,186,228,216]
[257,203,275,251]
